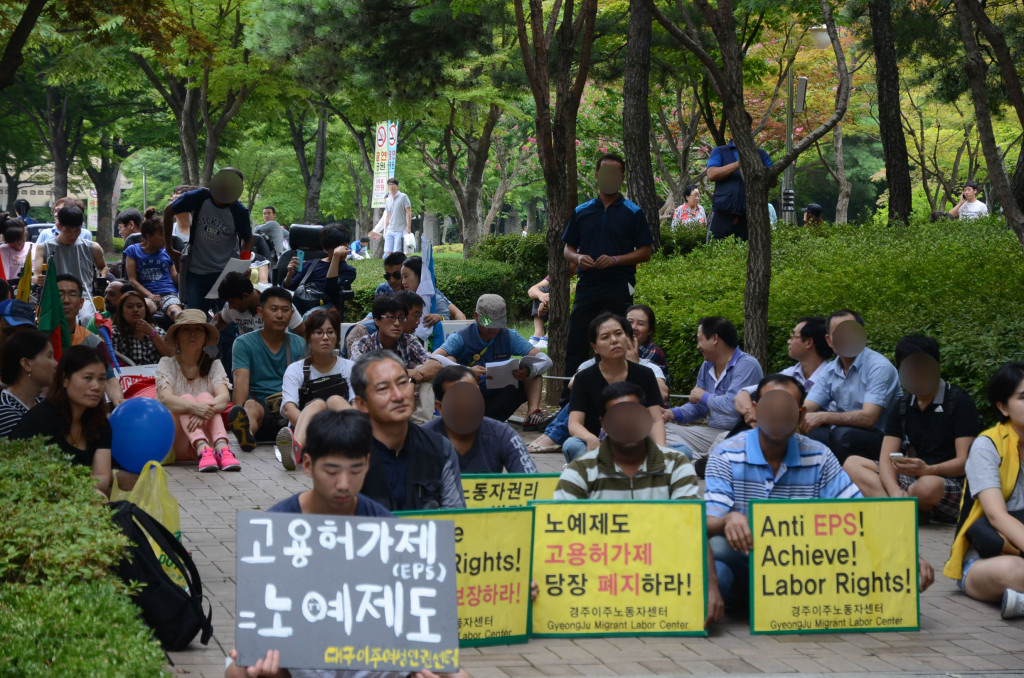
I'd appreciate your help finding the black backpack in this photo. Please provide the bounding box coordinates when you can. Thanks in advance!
[107,501,214,651]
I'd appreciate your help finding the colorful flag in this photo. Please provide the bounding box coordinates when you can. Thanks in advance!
[37,256,71,360]
[16,247,32,301]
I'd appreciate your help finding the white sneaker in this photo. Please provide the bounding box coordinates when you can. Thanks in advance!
[528,336,540,346]
[535,337,548,350]
[275,426,295,471]
[1001,588,1024,619]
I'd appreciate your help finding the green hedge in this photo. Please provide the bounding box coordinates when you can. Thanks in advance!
[636,216,1024,416]
[470,232,549,287]
[0,438,168,676]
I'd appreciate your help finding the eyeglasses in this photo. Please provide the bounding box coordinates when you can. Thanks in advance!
[383,272,402,281]
[312,329,337,338]
[378,314,407,324]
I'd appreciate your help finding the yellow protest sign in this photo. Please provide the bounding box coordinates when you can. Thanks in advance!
[530,501,707,637]
[749,498,919,634]
[462,474,559,509]
[399,508,534,647]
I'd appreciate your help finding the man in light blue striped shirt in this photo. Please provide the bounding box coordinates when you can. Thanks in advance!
[704,374,861,610]
[663,316,763,460]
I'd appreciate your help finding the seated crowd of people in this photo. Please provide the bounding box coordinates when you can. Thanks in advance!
[3,166,1023,678]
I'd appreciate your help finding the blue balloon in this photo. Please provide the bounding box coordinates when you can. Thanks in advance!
[110,397,176,473]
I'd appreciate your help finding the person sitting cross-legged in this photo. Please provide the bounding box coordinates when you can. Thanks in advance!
[845,334,979,525]
[945,362,1024,619]
[705,374,934,613]
[229,287,307,451]
[801,309,901,463]
[662,316,763,461]
[422,364,538,474]
[429,294,551,426]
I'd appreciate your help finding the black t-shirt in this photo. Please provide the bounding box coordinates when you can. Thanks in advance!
[569,361,662,437]
[560,195,653,298]
[883,382,980,468]
[10,399,113,468]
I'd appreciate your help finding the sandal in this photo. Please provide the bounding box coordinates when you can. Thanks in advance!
[522,409,552,432]
[526,441,562,454]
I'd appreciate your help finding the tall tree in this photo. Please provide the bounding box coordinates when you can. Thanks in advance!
[512,0,598,383]
[80,135,135,251]
[651,0,851,366]
[133,0,261,185]
[622,0,662,246]
[286,98,331,223]
[867,0,913,223]
[952,0,1024,248]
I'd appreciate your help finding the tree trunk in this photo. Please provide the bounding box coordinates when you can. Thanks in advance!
[833,128,851,225]
[51,153,69,201]
[525,198,538,233]
[507,205,521,233]
[743,176,773,364]
[868,0,912,223]
[422,211,440,247]
[3,171,22,213]
[305,106,329,223]
[622,0,661,246]
[954,0,1024,248]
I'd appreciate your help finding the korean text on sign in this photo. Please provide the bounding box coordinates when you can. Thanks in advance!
[749,498,920,634]
[400,507,534,647]
[462,473,559,509]
[235,511,459,671]
[530,501,707,638]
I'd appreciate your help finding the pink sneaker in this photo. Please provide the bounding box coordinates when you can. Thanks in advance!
[217,446,241,472]
[198,446,218,472]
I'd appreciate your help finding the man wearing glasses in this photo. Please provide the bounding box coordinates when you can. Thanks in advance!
[351,349,465,510]
[349,294,439,387]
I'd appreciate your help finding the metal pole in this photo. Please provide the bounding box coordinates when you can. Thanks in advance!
[142,166,147,212]
[783,67,796,224]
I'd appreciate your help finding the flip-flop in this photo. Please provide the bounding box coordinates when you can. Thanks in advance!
[527,441,561,454]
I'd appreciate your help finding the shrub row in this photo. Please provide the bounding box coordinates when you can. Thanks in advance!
[0,438,168,676]
[636,216,1024,416]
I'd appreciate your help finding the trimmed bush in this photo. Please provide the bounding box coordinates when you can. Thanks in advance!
[658,223,708,258]
[636,216,1024,416]
[0,437,169,676]
[470,232,549,286]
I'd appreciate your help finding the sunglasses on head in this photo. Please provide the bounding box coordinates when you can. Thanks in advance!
[383,272,402,281]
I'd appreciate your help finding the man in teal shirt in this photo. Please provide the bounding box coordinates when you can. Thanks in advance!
[230,287,306,450]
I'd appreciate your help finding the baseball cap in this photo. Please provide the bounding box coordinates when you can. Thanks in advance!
[0,299,36,327]
[475,294,507,329]
[803,203,823,217]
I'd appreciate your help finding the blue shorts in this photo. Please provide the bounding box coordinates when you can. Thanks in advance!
[957,555,980,593]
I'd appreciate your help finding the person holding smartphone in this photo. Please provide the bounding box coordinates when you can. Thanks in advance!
[844,334,980,524]
[947,179,989,220]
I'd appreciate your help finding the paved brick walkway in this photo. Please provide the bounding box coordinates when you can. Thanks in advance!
[165,439,1024,677]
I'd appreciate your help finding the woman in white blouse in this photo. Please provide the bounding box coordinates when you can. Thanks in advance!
[155,309,237,473]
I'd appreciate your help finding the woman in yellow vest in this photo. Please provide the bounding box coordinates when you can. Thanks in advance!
[945,362,1024,618]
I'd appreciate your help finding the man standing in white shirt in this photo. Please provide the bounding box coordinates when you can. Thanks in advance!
[948,180,989,220]
[381,177,411,257]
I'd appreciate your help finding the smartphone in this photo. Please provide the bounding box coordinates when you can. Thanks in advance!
[296,250,305,268]
[889,452,905,461]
